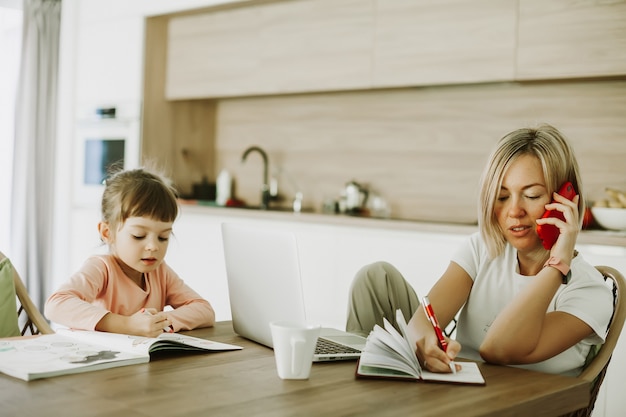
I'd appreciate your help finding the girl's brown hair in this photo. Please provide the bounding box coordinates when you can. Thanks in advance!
[101,167,179,236]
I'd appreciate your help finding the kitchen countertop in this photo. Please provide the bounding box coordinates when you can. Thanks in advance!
[179,201,626,247]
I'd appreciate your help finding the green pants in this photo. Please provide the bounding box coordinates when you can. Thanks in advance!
[346,261,421,337]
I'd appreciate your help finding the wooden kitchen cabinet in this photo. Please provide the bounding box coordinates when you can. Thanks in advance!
[372,0,517,88]
[165,0,374,99]
[166,0,626,97]
[166,0,519,98]
[516,0,626,80]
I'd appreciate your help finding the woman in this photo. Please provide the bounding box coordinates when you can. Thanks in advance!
[346,124,613,376]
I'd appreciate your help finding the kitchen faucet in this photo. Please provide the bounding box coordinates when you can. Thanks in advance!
[241,145,270,209]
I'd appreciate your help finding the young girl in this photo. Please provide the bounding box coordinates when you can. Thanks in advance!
[45,168,215,337]
[346,124,613,376]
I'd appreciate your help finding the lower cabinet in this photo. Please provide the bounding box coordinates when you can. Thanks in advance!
[165,209,467,327]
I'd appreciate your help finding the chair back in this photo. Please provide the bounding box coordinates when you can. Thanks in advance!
[562,265,626,417]
[0,251,53,336]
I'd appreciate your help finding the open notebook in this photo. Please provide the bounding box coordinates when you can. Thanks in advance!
[221,222,366,361]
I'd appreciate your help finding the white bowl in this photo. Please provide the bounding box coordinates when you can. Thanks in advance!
[591,207,626,231]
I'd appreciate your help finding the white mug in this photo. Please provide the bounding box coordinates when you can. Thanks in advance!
[270,321,321,380]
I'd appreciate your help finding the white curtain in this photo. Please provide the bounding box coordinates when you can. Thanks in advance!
[11,0,62,309]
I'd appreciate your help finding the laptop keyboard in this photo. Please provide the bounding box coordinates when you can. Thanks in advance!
[315,337,360,354]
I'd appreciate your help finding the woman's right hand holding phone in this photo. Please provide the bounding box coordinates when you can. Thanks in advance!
[537,190,580,263]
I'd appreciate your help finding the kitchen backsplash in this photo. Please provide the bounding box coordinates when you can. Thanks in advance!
[212,80,626,223]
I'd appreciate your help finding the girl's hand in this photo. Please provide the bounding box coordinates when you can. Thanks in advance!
[128,309,172,337]
[415,333,461,373]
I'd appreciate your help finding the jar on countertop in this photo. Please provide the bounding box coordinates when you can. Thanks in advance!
[216,169,232,206]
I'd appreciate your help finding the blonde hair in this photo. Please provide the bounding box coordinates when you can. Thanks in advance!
[478,124,584,258]
[101,167,179,237]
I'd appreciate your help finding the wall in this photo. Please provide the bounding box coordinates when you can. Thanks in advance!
[54,0,241,289]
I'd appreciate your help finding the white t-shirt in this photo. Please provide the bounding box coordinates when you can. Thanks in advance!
[453,232,613,376]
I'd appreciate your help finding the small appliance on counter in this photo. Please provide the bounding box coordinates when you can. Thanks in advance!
[325,181,390,219]
[191,176,216,201]
[344,180,369,216]
[216,169,232,206]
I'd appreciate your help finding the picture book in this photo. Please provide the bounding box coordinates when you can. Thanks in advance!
[356,310,485,385]
[0,330,242,381]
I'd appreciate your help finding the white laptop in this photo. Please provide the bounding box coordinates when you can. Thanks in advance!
[221,222,366,361]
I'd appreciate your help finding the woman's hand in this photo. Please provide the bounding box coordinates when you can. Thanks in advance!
[415,332,462,373]
[536,193,580,262]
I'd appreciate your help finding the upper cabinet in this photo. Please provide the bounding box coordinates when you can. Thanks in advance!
[166,0,374,99]
[516,0,626,80]
[372,0,517,88]
[164,0,626,99]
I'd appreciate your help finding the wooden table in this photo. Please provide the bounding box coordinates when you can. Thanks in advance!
[0,321,589,417]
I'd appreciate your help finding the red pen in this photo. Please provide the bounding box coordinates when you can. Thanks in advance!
[422,296,456,374]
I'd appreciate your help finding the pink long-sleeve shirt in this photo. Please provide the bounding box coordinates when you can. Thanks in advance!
[45,255,215,332]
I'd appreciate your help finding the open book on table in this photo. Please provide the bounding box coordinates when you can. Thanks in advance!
[356,309,485,385]
[0,329,242,381]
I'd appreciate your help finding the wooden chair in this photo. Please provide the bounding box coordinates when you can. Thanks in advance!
[0,251,53,336]
[561,265,626,417]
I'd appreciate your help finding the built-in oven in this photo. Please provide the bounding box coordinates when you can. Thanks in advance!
[73,102,141,207]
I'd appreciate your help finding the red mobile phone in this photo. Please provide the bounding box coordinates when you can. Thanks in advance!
[536,182,577,250]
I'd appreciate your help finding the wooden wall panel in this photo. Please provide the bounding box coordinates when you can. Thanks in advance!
[170,100,217,194]
[143,15,217,198]
[142,16,174,175]
[215,81,626,223]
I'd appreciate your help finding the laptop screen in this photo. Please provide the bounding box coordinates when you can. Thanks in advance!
[221,223,308,348]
